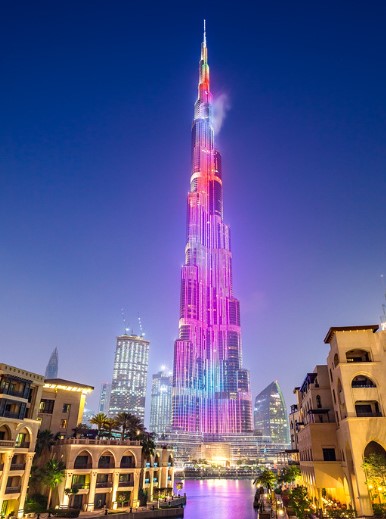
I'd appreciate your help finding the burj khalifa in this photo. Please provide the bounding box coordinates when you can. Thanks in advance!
[172,23,253,436]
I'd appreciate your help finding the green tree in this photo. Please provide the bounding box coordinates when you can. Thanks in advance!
[89,413,109,435]
[140,431,156,458]
[42,459,65,509]
[363,453,386,504]
[288,486,311,519]
[254,468,277,491]
[278,465,301,485]
[35,430,55,459]
[114,412,144,440]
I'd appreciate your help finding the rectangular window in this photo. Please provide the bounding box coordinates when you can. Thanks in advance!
[322,448,336,461]
[60,419,68,429]
[39,399,55,414]
[62,403,71,413]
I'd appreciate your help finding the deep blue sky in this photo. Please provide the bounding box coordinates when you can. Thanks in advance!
[1,1,385,424]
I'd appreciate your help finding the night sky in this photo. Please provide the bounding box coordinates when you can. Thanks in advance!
[1,1,385,424]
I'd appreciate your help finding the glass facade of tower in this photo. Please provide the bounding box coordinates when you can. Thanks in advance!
[171,27,253,435]
[99,382,111,414]
[254,380,290,446]
[109,334,149,422]
[150,369,173,436]
[45,347,59,379]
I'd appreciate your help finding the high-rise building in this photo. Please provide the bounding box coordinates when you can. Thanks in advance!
[254,380,290,443]
[150,367,173,436]
[108,333,149,422]
[98,382,112,414]
[253,380,290,464]
[45,347,59,378]
[171,23,253,435]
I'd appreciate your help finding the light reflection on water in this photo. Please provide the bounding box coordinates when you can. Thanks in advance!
[178,479,258,519]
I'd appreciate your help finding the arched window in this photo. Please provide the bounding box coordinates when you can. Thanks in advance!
[351,375,376,388]
[346,349,371,363]
[333,353,339,367]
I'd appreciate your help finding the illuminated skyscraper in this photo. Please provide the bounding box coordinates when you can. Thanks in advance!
[171,23,253,435]
[98,382,111,414]
[254,380,290,448]
[109,333,149,422]
[150,367,173,436]
[45,347,59,379]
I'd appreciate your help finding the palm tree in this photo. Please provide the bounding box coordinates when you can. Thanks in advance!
[89,413,108,436]
[103,417,117,438]
[35,430,55,459]
[114,412,144,440]
[42,458,65,509]
[140,431,156,458]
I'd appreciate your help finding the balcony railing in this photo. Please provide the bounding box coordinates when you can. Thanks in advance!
[96,482,113,488]
[74,463,92,469]
[120,462,135,469]
[2,411,23,419]
[118,481,133,487]
[15,442,30,449]
[0,440,14,447]
[0,388,26,398]
[98,462,115,469]
[10,463,26,470]
[58,438,140,446]
[356,412,382,417]
[5,486,21,494]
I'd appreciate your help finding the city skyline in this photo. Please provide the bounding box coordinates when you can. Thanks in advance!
[1,2,385,422]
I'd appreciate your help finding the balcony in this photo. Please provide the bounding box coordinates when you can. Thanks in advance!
[96,482,113,488]
[2,411,23,419]
[5,486,21,494]
[98,462,114,469]
[10,463,26,470]
[0,440,14,447]
[73,463,92,469]
[118,481,133,487]
[0,388,26,398]
[356,411,382,418]
[120,462,135,469]
[57,438,140,446]
[15,442,30,449]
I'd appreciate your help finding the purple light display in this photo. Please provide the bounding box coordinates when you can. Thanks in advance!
[172,23,253,434]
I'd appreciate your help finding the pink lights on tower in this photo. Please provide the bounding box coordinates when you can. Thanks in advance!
[171,23,253,435]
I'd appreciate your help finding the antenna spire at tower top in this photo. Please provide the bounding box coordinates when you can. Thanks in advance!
[203,19,206,45]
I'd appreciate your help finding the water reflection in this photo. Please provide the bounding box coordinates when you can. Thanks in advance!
[180,479,258,519]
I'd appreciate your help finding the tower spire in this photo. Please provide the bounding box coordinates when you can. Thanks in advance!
[203,19,206,46]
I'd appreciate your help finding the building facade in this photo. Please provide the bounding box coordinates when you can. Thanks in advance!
[289,325,386,517]
[109,334,149,422]
[0,363,45,518]
[52,439,174,510]
[38,378,94,437]
[44,347,59,379]
[98,383,112,415]
[171,23,252,436]
[149,369,172,436]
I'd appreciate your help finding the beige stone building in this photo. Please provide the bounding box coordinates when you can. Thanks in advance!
[37,379,174,510]
[289,325,386,516]
[0,364,45,518]
[38,379,94,437]
[51,439,174,510]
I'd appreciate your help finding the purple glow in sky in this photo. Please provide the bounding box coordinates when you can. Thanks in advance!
[0,1,385,424]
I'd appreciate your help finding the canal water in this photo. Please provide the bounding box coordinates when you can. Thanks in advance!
[179,479,258,519]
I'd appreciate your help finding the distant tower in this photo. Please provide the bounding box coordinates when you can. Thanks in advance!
[45,347,59,379]
[108,332,150,423]
[254,380,290,446]
[98,383,112,414]
[150,367,173,436]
